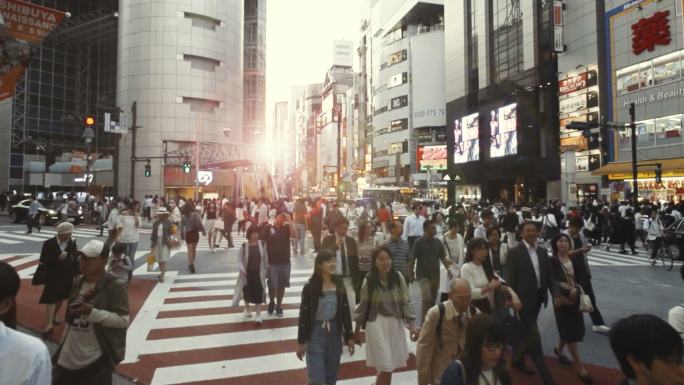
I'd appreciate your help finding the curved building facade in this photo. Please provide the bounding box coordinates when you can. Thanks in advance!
[116,0,244,198]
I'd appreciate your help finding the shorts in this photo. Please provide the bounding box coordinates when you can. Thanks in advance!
[268,263,291,289]
[205,219,216,234]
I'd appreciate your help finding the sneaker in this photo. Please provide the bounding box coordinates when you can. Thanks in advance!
[255,315,262,326]
[276,307,284,317]
[268,301,275,315]
[243,308,252,318]
[592,325,611,334]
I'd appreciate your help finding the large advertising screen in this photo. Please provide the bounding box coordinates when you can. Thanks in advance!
[490,103,517,158]
[417,145,447,171]
[454,112,480,164]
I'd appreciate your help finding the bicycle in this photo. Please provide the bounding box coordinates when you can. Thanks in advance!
[650,240,675,271]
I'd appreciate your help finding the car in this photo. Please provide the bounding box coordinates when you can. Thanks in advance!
[9,199,84,226]
[660,218,684,261]
[391,202,411,223]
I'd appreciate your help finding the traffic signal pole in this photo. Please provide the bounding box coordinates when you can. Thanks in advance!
[129,101,137,199]
[629,102,638,208]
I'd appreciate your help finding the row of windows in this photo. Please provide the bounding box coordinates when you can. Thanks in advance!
[616,50,684,96]
[618,113,684,150]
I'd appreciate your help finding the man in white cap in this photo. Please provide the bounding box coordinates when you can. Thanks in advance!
[38,221,78,336]
[53,240,129,385]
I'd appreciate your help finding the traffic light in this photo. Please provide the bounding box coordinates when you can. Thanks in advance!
[144,161,151,177]
[84,116,96,126]
[182,160,192,173]
[655,164,662,184]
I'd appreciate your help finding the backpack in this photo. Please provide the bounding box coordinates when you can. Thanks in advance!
[435,302,478,349]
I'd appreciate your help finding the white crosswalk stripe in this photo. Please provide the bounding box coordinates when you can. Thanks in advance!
[121,269,419,385]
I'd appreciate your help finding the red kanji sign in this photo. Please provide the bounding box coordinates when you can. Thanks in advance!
[631,10,671,55]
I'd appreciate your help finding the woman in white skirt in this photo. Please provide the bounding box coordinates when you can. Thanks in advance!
[150,207,174,282]
[354,246,418,385]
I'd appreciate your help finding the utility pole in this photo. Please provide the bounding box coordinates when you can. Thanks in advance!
[629,102,638,208]
[129,101,137,199]
[337,108,342,201]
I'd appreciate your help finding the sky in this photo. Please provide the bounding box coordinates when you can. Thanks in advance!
[265,0,362,127]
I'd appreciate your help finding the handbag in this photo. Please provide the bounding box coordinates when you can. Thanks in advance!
[146,252,156,272]
[214,218,225,230]
[578,286,593,313]
[168,224,182,249]
[32,263,47,286]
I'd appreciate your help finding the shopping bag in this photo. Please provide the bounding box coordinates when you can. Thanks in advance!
[147,252,156,272]
[214,219,225,230]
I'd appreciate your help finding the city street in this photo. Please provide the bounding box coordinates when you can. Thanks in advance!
[8,218,682,385]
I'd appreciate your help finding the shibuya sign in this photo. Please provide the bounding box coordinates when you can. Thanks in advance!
[197,171,213,186]
[621,86,684,108]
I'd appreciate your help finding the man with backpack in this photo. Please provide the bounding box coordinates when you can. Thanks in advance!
[416,279,477,385]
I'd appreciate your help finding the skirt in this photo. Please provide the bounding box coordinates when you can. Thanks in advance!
[554,304,585,343]
[243,270,264,304]
[185,229,200,244]
[365,314,409,372]
[155,243,171,264]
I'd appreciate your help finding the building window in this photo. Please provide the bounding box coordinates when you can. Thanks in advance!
[619,113,683,151]
[490,0,523,83]
[183,54,221,71]
[183,97,220,112]
[617,50,682,95]
[184,12,221,30]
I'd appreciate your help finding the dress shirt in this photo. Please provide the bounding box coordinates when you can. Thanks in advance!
[0,321,52,385]
[402,214,425,240]
[473,225,488,239]
[522,239,541,289]
[334,235,349,276]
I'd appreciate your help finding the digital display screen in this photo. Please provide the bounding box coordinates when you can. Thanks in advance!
[417,145,447,170]
[489,103,517,158]
[454,112,480,164]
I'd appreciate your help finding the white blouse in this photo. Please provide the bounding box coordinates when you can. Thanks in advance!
[460,262,490,300]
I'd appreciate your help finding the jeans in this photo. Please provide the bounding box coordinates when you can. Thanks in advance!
[295,223,306,253]
[306,320,343,385]
[118,242,138,281]
[54,357,112,385]
[511,300,555,385]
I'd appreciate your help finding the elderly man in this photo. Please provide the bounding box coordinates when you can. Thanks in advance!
[53,240,129,385]
[38,221,78,336]
[416,279,477,385]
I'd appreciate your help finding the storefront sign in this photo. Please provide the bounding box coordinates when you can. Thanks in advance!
[621,86,684,108]
[74,173,94,183]
[553,1,565,53]
[631,10,671,55]
[197,171,213,186]
[559,91,598,114]
[560,111,599,131]
[608,169,684,180]
[560,135,588,152]
[417,145,447,171]
[387,142,403,155]
[576,154,600,172]
[559,70,597,95]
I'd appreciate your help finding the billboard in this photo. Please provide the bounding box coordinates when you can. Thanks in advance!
[417,145,447,171]
[490,103,517,158]
[0,0,66,100]
[454,112,479,164]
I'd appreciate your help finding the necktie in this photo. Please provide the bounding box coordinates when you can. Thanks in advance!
[341,237,348,276]
[457,313,464,329]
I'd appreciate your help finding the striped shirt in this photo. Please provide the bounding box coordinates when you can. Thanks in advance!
[384,237,410,278]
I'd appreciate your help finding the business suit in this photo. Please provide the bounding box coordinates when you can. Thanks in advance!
[321,234,360,304]
[506,240,558,385]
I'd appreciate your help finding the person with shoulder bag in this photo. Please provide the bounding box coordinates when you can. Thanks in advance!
[181,203,205,274]
[36,222,78,337]
[150,207,176,283]
[53,240,129,385]
[296,250,355,385]
[440,313,512,385]
[232,226,269,326]
[548,234,594,384]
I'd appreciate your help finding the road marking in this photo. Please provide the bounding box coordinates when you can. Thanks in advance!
[152,309,300,329]
[11,231,53,239]
[7,254,38,267]
[0,231,49,242]
[0,237,21,244]
[165,283,306,299]
[122,271,178,364]
[159,295,301,312]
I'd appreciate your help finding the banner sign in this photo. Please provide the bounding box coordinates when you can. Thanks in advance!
[0,0,65,100]
[558,69,597,95]
[417,144,447,171]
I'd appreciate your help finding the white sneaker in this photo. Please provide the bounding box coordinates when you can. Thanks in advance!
[255,315,262,326]
[243,308,252,318]
[592,325,610,334]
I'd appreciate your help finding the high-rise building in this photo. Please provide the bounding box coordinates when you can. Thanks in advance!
[117,0,244,199]
[444,0,560,203]
[243,0,266,144]
[303,83,322,191]
[361,0,446,199]
[272,101,289,175]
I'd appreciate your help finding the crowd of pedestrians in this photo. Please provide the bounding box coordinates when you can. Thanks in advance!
[2,192,684,385]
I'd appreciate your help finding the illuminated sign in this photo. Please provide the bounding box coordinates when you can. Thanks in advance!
[631,10,671,55]
[417,145,447,171]
[490,103,517,158]
[74,174,94,183]
[387,72,407,88]
[197,171,213,186]
[559,70,598,95]
[454,112,480,164]
[559,91,598,115]
[387,142,403,155]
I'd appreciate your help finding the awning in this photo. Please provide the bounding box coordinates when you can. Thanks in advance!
[591,157,684,179]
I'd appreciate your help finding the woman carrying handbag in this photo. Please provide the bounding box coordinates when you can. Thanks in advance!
[549,233,594,384]
[151,207,178,283]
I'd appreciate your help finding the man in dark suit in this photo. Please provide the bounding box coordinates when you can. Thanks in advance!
[321,216,359,304]
[505,220,559,385]
[610,314,683,385]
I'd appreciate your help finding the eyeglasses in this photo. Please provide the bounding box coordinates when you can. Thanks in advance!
[483,343,505,352]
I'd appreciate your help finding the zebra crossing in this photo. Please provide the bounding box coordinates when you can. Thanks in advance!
[120,269,418,385]
[0,226,152,245]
